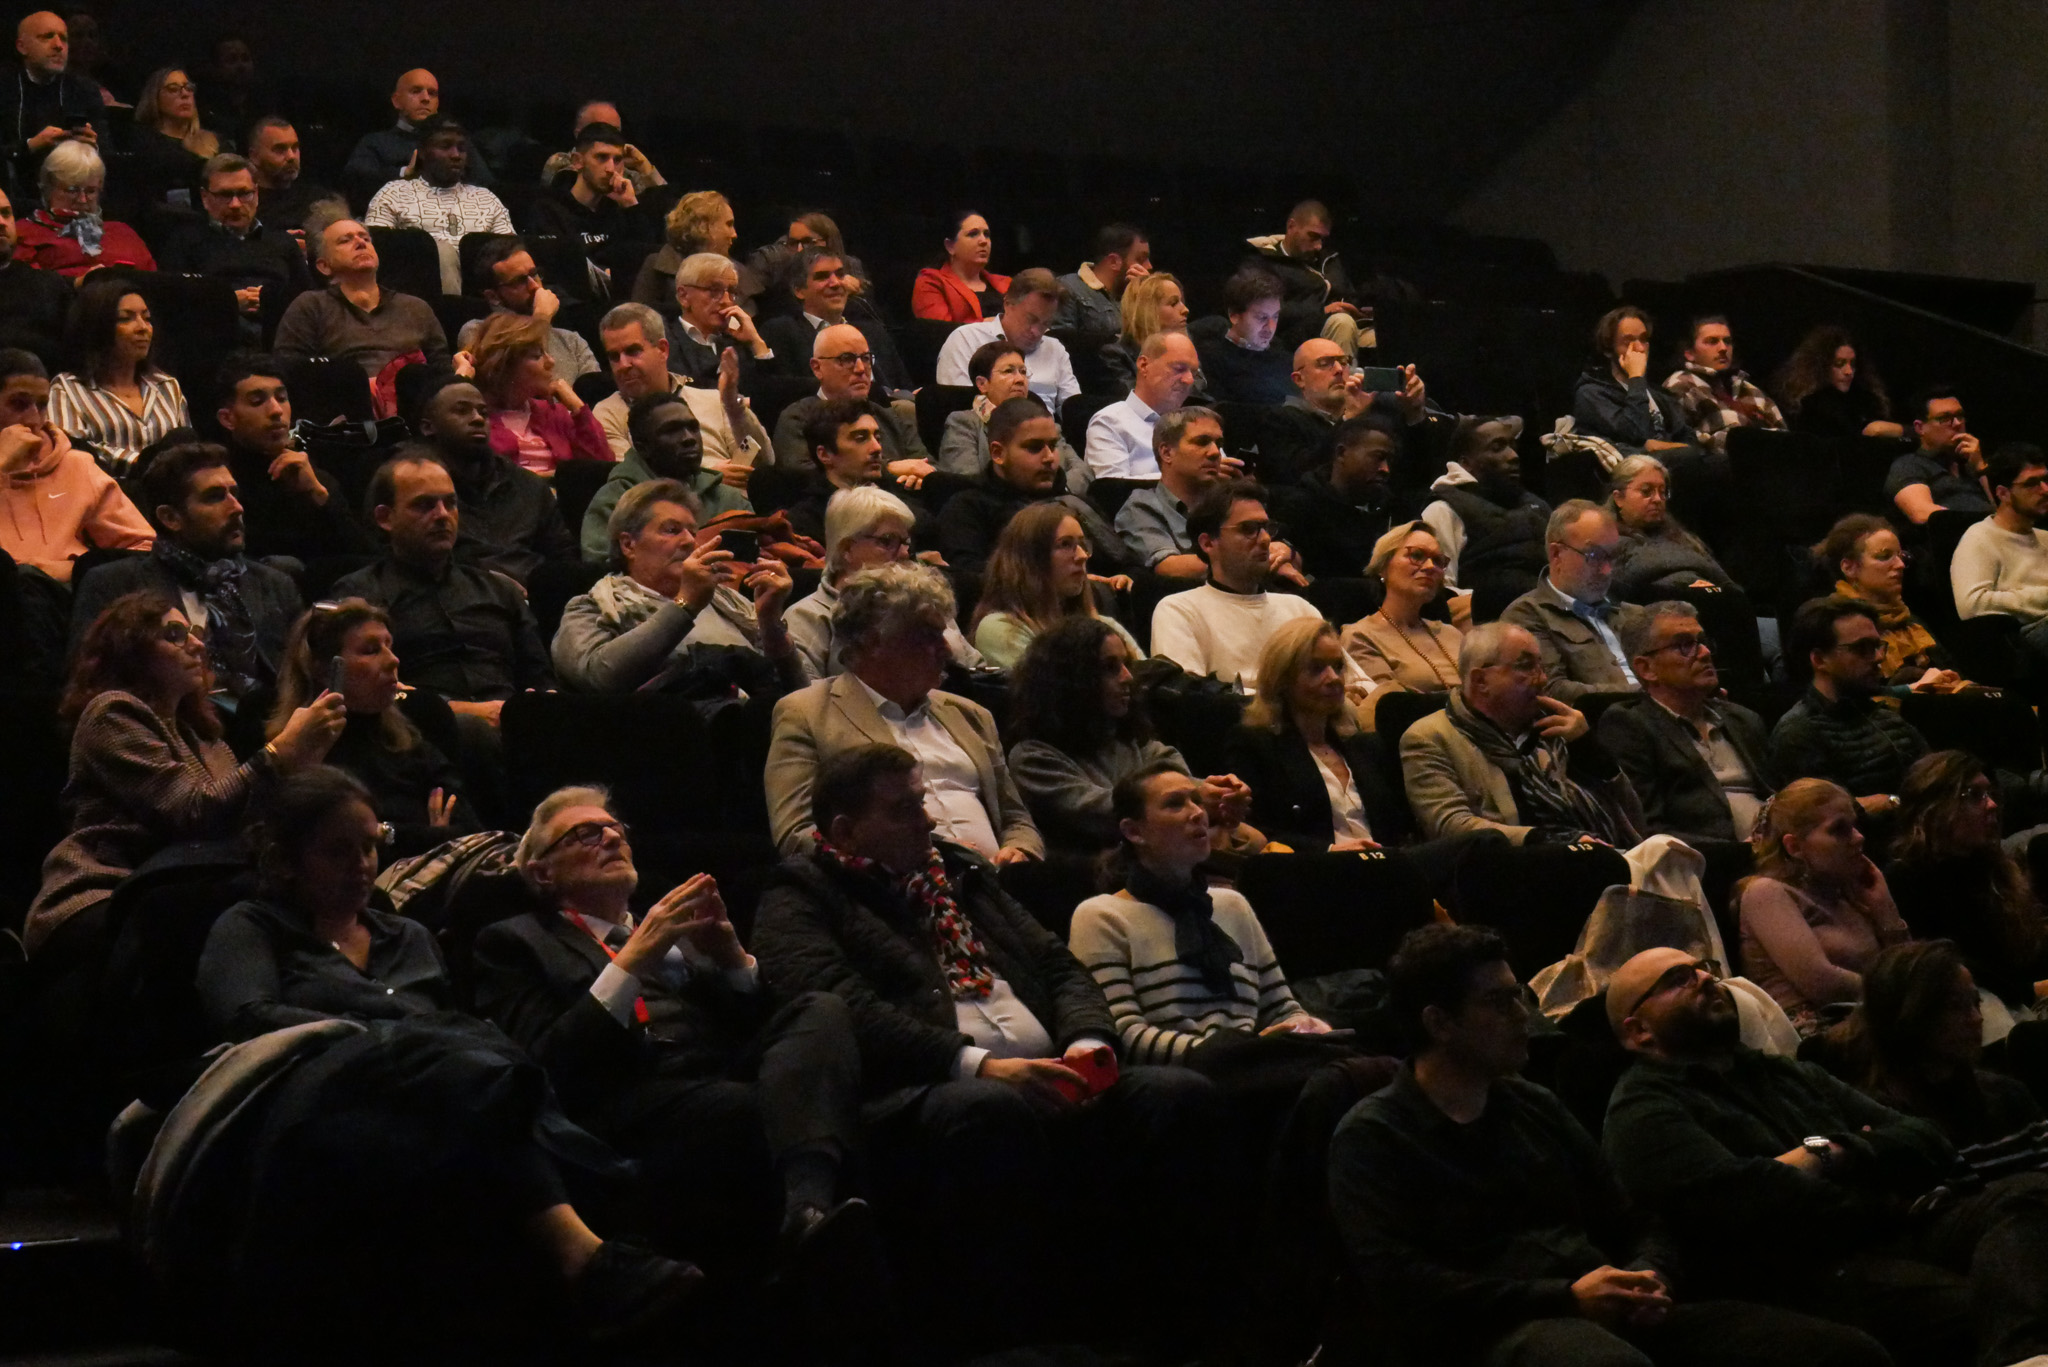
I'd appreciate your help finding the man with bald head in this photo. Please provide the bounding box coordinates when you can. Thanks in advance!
[5,11,105,199]
[1083,331,1202,479]
[342,65,495,206]
[770,322,934,477]
[1601,945,2048,1367]
[1399,620,1641,846]
[1262,339,1427,484]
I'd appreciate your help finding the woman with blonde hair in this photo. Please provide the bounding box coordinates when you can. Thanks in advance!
[1341,519,1462,730]
[970,502,1138,668]
[1101,271,1191,394]
[632,189,762,314]
[268,599,475,855]
[1736,777,1911,1036]
[467,313,611,476]
[130,66,220,206]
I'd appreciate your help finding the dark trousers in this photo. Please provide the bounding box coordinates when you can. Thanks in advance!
[1482,1299,1888,1367]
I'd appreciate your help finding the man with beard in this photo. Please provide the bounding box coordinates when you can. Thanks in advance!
[520,122,658,303]
[363,115,512,248]
[1420,415,1551,605]
[1270,411,1400,579]
[69,441,300,701]
[1604,946,2048,1367]
[405,371,576,585]
[1660,316,1785,456]
[580,389,752,562]
[211,354,376,562]
[456,236,599,381]
[939,396,1125,576]
[1261,338,1425,485]
[158,154,314,323]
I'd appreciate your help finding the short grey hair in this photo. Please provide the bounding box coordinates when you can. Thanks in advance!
[1620,600,1698,662]
[1607,454,1669,495]
[301,197,355,258]
[1545,498,1612,545]
[605,478,700,572]
[200,152,254,189]
[1366,519,1437,579]
[675,251,738,291]
[832,562,955,660]
[823,485,914,579]
[39,139,103,193]
[1153,404,1221,457]
[600,301,665,344]
[514,784,615,890]
[1458,621,1533,683]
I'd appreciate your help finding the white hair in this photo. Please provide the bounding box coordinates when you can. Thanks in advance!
[1457,621,1532,683]
[513,784,614,890]
[39,139,103,193]
[823,485,914,579]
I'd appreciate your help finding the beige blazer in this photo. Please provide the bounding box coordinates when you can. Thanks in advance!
[766,673,1045,858]
[1397,705,1533,845]
[1342,612,1462,731]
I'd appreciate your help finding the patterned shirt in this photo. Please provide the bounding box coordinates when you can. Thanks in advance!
[48,369,191,477]
[364,178,513,245]
[1661,362,1786,453]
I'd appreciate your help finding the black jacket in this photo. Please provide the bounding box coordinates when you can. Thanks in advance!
[444,449,578,585]
[521,188,659,302]
[1243,238,1358,352]
[938,469,1061,574]
[1224,723,1418,853]
[781,468,939,551]
[752,844,1115,1094]
[157,218,314,298]
[1269,468,1394,579]
[0,256,70,361]
[225,441,378,562]
[1571,367,1695,448]
[1193,319,1293,406]
[759,313,914,395]
[68,550,301,682]
[3,68,107,200]
[1596,694,1777,844]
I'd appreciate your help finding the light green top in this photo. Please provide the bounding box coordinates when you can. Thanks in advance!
[973,611,1143,670]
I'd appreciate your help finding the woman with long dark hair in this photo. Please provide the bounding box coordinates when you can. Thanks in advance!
[970,502,1137,668]
[47,278,190,476]
[1773,325,1904,441]
[912,210,1009,322]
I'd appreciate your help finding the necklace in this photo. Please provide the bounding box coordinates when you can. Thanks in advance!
[1374,607,1459,688]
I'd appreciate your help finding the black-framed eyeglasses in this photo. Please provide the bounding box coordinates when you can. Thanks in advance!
[1623,958,1716,1021]
[1555,542,1617,569]
[539,819,630,858]
[1832,637,1885,658]
[1648,631,1714,659]
[820,351,876,368]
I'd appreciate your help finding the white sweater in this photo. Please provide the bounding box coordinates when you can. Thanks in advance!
[1148,582,1327,690]
[1951,518,2048,622]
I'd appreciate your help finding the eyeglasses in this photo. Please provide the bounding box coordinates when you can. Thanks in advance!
[538,819,630,858]
[159,81,196,95]
[1923,410,1966,426]
[159,620,201,645]
[682,283,737,300]
[51,182,101,198]
[1397,547,1449,569]
[205,185,258,201]
[1224,519,1271,537]
[853,530,911,553]
[1647,631,1714,659]
[820,351,876,368]
[1622,958,1717,1020]
[1555,542,1617,569]
[1831,636,1886,658]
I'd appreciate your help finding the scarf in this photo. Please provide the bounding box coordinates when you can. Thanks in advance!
[814,834,995,1000]
[153,539,260,697]
[1446,688,1634,846]
[1126,860,1242,996]
[1835,579,1940,678]
[588,573,761,645]
[34,205,102,255]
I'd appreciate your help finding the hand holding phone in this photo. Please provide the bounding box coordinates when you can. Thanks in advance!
[326,656,348,698]
[720,529,760,563]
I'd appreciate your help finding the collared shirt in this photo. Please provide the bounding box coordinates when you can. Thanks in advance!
[1113,479,1192,566]
[1543,575,1638,687]
[853,674,1000,856]
[47,369,190,477]
[329,555,555,700]
[1654,696,1762,837]
[583,908,760,1025]
[952,979,1055,1080]
[592,371,768,469]
[363,177,513,244]
[1084,391,1163,479]
[934,317,1080,412]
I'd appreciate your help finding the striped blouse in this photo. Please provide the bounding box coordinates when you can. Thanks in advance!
[1069,887,1307,1064]
[49,370,192,477]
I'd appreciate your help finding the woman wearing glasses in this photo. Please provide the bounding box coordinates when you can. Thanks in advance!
[12,139,156,278]
[130,66,221,208]
[784,484,982,678]
[1819,513,1965,691]
[1341,521,1464,731]
[1605,455,1738,601]
[47,277,190,477]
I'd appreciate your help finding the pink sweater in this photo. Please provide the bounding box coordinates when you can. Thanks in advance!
[1,439,154,580]
[486,399,613,477]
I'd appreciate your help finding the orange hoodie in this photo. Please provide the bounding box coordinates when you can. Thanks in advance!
[1,431,154,581]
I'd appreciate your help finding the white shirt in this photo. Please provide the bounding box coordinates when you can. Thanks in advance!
[363,178,513,245]
[1311,748,1375,845]
[583,910,761,1025]
[854,676,1001,855]
[934,317,1079,413]
[1084,392,1163,479]
[952,979,1054,1080]
[1952,518,2048,622]
[1149,582,1340,691]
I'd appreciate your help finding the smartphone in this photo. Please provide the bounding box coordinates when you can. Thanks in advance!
[720,529,759,563]
[1356,366,1406,393]
[326,656,347,696]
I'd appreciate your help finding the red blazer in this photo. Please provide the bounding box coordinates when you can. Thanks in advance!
[487,399,614,477]
[911,266,1010,323]
[14,213,157,280]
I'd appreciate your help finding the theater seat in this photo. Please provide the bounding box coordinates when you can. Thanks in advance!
[367,226,443,299]
[550,459,614,538]
[1059,394,1117,455]
[1451,841,1630,979]
[1236,850,1435,981]
[915,383,977,455]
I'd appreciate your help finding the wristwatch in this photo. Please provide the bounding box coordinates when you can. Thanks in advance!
[1802,1135,1834,1165]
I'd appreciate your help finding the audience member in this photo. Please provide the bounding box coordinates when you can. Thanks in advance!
[1420,415,1551,599]
[1572,307,1696,451]
[1771,597,1928,809]
[938,394,1089,574]
[157,153,313,319]
[782,486,981,678]
[1084,330,1201,480]
[1822,513,1961,688]
[1602,945,2048,1367]
[1054,222,1148,344]
[245,116,334,234]
[127,65,217,205]
[742,213,862,316]
[210,353,374,561]
[266,598,476,855]
[475,785,869,1288]
[407,374,577,582]
[0,347,150,581]
[1150,480,1322,690]
[342,67,495,204]
[1272,411,1399,579]
[466,312,611,477]
[934,268,1079,412]
[1340,519,1463,728]
[760,245,911,394]
[593,301,768,470]
[363,115,512,247]
[520,122,658,301]
[1606,455,1739,599]
[969,501,1136,668]
[553,478,803,695]
[1331,924,1885,1367]
[770,322,934,473]
[778,395,934,547]
[195,33,264,150]
[5,11,107,199]
[1660,316,1786,453]
[1242,199,1363,355]
[537,101,666,194]
[1775,325,1904,441]
[630,189,752,315]
[1952,442,2048,656]
[69,440,299,702]
[910,209,1008,322]
[764,562,1041,860]
[1400,621,1640,846]
[274,209,451,379]
[1263,341,1424,485]
[1885,750,2048,1012]
[456,236,600,380]
[1598,603,1777,844]
[24,590,341,956]
[935,339,1087,488]
[1736,778,1911,1035]
[0,186,70,358]
[1500,500,1646,703]
[331,452,554,729]
[1113,404,1229,577]
[47,277,188,476]
[13,139,153,277]
[1887,384,1988,524]
[665,251,773,388]
[1194,266,1290,405]
[582,388,751,562]
[1098,270,1190,395]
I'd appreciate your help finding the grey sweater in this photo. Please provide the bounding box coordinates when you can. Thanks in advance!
[1008,736,1186,847]
[550,582,811,693]
[1611,522,1737,600]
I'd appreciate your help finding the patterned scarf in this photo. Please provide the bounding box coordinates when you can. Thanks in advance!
[1446,688,1635,846]
[814,833,995,1000]
[153,539,260,697]
[34,206,102,256]
[1126,860,1242,996]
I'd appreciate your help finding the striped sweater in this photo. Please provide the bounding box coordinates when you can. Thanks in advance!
[1070,888,1306,1064]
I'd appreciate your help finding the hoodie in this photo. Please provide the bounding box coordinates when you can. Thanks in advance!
[1,431,153,580]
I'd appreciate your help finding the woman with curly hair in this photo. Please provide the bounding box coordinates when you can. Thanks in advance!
[1773,325,1905,441]
[630,189,763,314]
[1816,513,1964,690]
[467,312,611,476]
[969,502,1138,668]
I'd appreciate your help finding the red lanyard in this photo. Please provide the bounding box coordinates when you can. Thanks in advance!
[566,911,649,1025]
